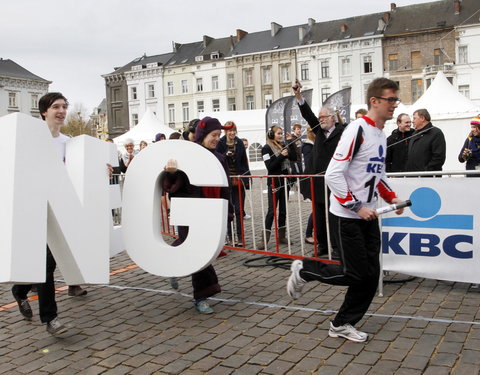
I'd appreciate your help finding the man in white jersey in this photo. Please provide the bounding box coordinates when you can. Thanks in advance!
[11,92,90,334]
[287,78,405,342]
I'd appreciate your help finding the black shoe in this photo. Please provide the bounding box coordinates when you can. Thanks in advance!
[13,295,33,321]
[68,286,87,297]
[46,317,68,335]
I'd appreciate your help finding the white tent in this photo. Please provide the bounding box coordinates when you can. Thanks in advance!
[113,108,175,146]
[409,71,480,171]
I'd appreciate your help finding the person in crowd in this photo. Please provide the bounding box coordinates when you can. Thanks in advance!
[287,78,405,343]
[183,119,200,141]
[162,117,232,313]
[405,108,446,173]
[216,121,251,245]
[355,108,368,119]
[386,113,414,172]
[153,133,166,142]
[458,116,480,176]
[241,138,249,151]
[119,138,136,173]
[300,126,316,244]
[258,126,297,249]
[12,92,111,334]
[139,140,148,150]
[290,124,303,176]
[169,132,182,140]
[294,83,346,256]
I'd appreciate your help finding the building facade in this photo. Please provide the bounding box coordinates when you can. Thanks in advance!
[0,59,50,118]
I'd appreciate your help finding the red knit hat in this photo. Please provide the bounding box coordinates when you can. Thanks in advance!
[194,117,234,143]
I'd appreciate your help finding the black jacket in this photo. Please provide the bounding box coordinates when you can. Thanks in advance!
[298,100,346,203]
[261,141,296,187]
[405,122,446,172]
[386,128,415,172]
[216,136,251,187]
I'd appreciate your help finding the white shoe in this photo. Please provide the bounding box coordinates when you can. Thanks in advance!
[244,214,251,220]
[328,322,368,342]
[287,260,305,299]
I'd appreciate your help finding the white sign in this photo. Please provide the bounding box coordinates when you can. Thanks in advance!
[381,178,479,283]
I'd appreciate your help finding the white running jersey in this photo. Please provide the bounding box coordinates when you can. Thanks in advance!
[325,116,396,219]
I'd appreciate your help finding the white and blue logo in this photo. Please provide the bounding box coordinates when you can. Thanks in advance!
[382,187,473,259]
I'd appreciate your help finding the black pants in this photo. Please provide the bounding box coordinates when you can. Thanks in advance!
[264,180,287,231]
[228,183,245,239]
[11,246,57,323]
[301,216,380,326]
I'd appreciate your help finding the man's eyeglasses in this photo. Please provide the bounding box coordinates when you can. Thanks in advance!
[375,96,401,104]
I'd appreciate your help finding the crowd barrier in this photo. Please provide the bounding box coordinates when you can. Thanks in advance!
[114,170,480,284]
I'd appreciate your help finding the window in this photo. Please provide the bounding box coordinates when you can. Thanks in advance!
[246,95,255,110]
[281,65,290,82]
[227,73,235,89]
[212,99,220,112]
[301,63,309,80]
[181,80,188,94]
[341,57,351,76]
[31,94,38,109]
[264,94,273,108]
[132,113,139,126]
[182,102,189,122]
[113,88,121,102]
[434,49,444,66]
[459,85,470,99]
[321,87,330,103]
[228,97,236,111]
[167,81,174,95]
[458,45,468,64]
[411,79,423,102]
[196,78,203,92]
[8,92,17,107]
[249,143,263,162]
[168,104,175,123]
[197,100,204,113]
[321,60,330,78]
[147,84,155,98]
[244,69,253,86]
[388,54,399,71]
[411,51,421,69]
[363,55,373,73]
[212,76,219,90]
[211,52,219,59]
[262,67,272,84]
[130,87,137,100]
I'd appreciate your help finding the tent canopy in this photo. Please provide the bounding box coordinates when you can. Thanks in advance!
[114,108,175,145]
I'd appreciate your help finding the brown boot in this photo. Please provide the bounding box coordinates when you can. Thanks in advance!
[258,230,271,250]
[278,227,290,245]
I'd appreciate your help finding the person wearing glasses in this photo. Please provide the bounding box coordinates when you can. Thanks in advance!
[287,78,405,343]
[386,113,414,172]
[404,108,446,173]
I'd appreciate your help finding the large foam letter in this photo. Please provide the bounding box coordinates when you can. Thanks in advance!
[122,140,228,277]
[0,113,111,284]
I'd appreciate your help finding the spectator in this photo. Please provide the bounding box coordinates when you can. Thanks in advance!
[458,116,480,177]
[405,108,446,173]
[153,133,166,142]
[300,126,316,244]
[119,138,136,173]
[169,132,182,140]
[258,126,297,249]
[355,108,368,119]
[216,121,251,245]
[386,113,414,172]
[290,124,303,175]
[139,140,148,150]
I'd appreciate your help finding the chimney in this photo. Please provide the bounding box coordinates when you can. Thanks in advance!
[236,29,248,41]
[172,41,181,52]
[390,3,396,11]
[454,0,461,15]
[299,26,307,41]
[203,35,213,48]
[340,23,347,33]
[308,18,316,26]
[383,12,391,24]
[271,22,282,37]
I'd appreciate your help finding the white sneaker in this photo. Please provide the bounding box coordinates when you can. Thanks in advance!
[328,322,368,342]
[287,260,305,299]
[244,214,251,220]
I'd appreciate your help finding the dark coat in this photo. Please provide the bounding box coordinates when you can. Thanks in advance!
[298,100,346,204]
[386,128,415,172]
[458,135,480,174]
[261,141,296,188]
[216,136,251,187]
[405,123,446,172]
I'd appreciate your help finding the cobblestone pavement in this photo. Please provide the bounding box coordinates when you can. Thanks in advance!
[1,248,479,375]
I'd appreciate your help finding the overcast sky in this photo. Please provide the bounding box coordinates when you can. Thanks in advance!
[2,0,434,114]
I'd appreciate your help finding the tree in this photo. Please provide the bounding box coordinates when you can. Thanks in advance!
[62,103,95,137]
